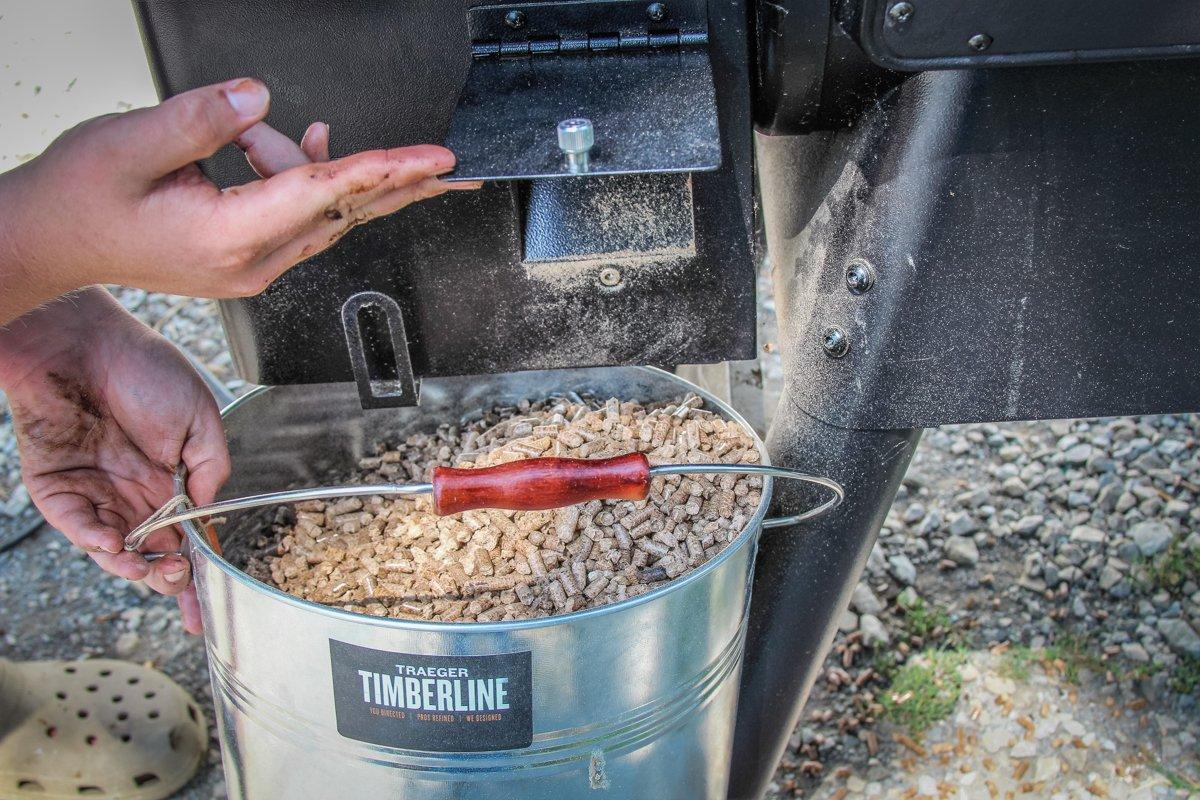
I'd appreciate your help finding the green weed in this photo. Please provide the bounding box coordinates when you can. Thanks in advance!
[880,649,966,735]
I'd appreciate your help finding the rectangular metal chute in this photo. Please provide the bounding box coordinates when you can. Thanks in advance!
[443,0,721,181]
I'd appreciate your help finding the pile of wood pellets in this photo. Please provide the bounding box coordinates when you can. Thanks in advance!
[257,395,762,622]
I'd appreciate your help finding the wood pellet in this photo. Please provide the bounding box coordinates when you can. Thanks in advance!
[258,395,762,622]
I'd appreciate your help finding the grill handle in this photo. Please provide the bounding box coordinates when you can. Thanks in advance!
[432,453,651,515]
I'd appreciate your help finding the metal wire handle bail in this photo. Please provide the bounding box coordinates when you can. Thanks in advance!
[646,464,844,529]
[124,464,844,551]
[123,493,194,556]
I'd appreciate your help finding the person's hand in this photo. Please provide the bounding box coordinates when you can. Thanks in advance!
[0,288,230,634]
[0,78,478,323]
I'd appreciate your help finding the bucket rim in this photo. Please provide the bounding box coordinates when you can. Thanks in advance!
[181,365,772,634]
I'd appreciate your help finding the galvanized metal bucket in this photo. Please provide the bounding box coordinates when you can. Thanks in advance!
[183,366,775,799]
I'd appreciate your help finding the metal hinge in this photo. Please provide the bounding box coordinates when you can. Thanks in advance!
[473,29,707,58]
[469,0,708,58]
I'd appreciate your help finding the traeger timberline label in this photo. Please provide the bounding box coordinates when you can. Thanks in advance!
[328,640,533,752]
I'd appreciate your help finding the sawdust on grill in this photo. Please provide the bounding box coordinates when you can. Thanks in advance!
[252,395,763,622]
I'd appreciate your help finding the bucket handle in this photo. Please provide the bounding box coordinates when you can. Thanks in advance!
[125,457,843,557]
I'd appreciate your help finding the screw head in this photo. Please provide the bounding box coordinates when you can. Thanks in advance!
[647,2,668,21]
[598,267,623,287]
[504,9,526,28]
[557,118,595,155]
[822,327,850,359]
[968,33,992,51]
[845,261,876,295]
[887,2,915,23]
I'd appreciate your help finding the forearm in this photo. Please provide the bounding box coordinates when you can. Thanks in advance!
[0,167,77,325]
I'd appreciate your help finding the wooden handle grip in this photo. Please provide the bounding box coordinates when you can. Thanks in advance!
[432,453,651,515]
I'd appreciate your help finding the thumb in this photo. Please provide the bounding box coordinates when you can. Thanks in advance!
[111,78,271,180]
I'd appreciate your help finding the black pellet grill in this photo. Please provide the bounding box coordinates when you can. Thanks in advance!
[135,2,1200,798]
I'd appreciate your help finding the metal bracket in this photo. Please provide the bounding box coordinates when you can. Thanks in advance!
[443,0,721,181]
[341,292,420,409]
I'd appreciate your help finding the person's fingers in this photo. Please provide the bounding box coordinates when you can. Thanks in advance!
[89,549,151,582]
[104,78,271,181]
[300,122,330,163]
[144,555,192,597]
[182,401,231,507]
[220,144,455,244]
[38,494,126,555]
[176,586,204,635]
[357,175,452,219]
[242,175,451,286]
[205,146,456,294]
[235,121,311,178]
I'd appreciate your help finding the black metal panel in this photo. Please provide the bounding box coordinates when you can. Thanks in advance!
[445,49,721,180]
[752,0,904,135]
[761,59,1200,430]
[133,0,756,387]
[522,174,695,263]
[856,0,1200,71]
[729,403,919,799]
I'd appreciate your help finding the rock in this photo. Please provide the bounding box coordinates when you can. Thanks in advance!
[999,444,1023,462]
[1166,499,1190,518]
[896,587,920,608]
[980,728,1008,753]
[1033,756,1061,783]
[1056,543,1086,567]
[1013,514,1044,537]
[1001,476,1028,497]
[902,502,927,524]
[1121,642,1151,663]
[955,487,989,509]
[114,632,140,658]
[866,542,888,576]
[859,614,890,647]
[948,514,979,537]
[1062,443,1093,465]
[1096,483,1121,512]
[1010,740,1038,758]
[1069,525,1106,545]
[1116,540,1142,563]
[983,673,1016,696]
[838,610,859,633]
[944,535,980,567]
[1098,564,1123,591]
[1157,618,1200,659]
[1129,520,1175,557]
[888,554,917,586]
[851,583,885,616]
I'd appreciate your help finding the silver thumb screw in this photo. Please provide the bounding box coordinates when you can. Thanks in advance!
[557,118,594,174]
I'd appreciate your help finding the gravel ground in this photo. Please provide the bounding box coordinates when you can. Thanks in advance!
[2,289,1199,799]
[766,412,1200,798]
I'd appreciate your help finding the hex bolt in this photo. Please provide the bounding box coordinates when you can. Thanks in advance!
[845,261,876,295]
[968,33,992,51]
[887,2,914,23]
[557,118,595,174]
[598,267,623,287]
[647,2,667,21]
[504,9,526,29]
[822,327,850,359]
